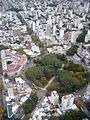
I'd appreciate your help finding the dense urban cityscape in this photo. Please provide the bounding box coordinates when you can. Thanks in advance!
[0,0,90,120]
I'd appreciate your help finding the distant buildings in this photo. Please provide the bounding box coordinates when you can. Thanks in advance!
[46,23,52,38]
[85,30,90,43]
[0,0,89,55]
[73,45,90,65]
[60,29,64,38]
[70,31,81,43]
[12,27,21,37]
[24,43,41,58]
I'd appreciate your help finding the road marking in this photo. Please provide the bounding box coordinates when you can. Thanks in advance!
[21,115,25,119]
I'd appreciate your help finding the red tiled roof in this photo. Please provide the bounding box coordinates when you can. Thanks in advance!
[2,50,27,73]
[18,56,27,65]
[7,64,21,73]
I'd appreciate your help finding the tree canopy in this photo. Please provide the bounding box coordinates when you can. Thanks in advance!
[76,29,87,43]
[0,45,8,51]
[35,54,62,68]
[49,110,87,120]
[26,54,65,86]
[31,35,43,47]
[26,53,89,91]
[0,107,5,119]
[56,69,81,92]
[64,61,85,72]
[58,110,87,120]
[22,92,38,115]
[66,45,78,56]
[17,13,27,25]
[0,82,4,91]
[26,66,44,80]
[27,28,33,35]
[14,118,21,120]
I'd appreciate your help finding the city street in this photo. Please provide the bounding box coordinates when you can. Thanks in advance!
[74,83,90,117]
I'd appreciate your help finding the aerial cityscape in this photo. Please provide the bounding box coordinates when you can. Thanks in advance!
[0,0,90,120]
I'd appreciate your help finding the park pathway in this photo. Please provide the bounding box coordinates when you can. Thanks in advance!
[43,76,55,90]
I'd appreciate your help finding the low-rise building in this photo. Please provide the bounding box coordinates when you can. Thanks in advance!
[1,49,27,76]
[4,77,32,118]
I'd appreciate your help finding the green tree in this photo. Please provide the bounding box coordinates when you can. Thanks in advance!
[17,13,27,25]
[0,82,4,91]
[27,28,33,35]
[56,69,81,92]
[26,65,54,86]
[43,65,55,79]
[31,35,43,47]
[36,54,62,68]
[82,72,90,82]
[40,77,48,86]
[76,29,87,43]
[26,66,44,80]
[59,110,86,120]
[56,54,67,62]
[0,107,4,119]
[0,45,8,51]
[22,92,38,115]
[66,45,78,56]
[49,116,58,120]
[4,73,8,79]
[14,118,21,120]
[64,61,84,72]
[7,61,12,64]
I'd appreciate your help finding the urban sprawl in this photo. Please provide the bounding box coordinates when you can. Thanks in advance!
[0,0,90,120]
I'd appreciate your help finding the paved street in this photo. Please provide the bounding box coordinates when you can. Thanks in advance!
[74,84,88,97]
[14,107,26,120]
[74,83,90,117]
